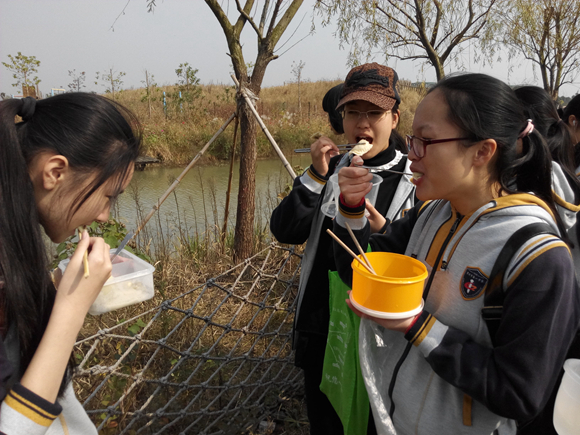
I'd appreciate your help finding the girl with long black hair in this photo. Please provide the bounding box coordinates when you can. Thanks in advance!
[0,93,141,434]
[333,73,580,434]
[515,85,580,281]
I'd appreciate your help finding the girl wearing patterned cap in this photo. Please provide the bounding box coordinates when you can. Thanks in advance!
[271,63,415,435]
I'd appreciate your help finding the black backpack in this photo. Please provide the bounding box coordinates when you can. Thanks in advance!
[482,222,580,434]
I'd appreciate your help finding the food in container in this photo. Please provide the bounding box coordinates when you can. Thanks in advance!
[58,248,155,315]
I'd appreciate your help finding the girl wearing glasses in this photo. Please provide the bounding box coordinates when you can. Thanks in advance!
[332,73,580,434]
[270,63,415,435]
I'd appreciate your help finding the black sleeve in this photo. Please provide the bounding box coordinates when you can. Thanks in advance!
[270,174,323,245]
[270,156,342,245]
[406,246,580,421]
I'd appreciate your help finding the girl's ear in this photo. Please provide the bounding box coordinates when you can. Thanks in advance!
[473,139,497,167]
[391,109,400,129]
[41,155,70,191]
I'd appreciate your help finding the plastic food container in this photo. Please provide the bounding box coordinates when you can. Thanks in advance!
[321,173,383,218]
[58,249,155,316]
[553,358,580,435]
[350,252,427,319]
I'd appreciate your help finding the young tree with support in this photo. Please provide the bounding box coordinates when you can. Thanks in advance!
[147,0,304,261]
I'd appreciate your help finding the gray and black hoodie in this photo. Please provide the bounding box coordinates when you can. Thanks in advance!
[333,193,580,435]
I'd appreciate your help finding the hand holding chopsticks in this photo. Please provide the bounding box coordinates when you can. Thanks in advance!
[326,228,377,275]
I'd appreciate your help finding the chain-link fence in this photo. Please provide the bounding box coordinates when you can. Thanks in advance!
[73,243,304,434]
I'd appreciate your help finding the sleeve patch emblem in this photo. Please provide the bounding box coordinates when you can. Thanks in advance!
[460,267,488,300]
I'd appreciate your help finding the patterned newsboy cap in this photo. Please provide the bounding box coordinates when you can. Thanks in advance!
[336,62,401,111]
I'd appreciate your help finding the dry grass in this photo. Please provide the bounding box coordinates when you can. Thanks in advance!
[111,80,424,166]
[73,242,307,434]
[398,86,427,137]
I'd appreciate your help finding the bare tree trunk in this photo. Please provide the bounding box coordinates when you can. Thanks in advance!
[222,113,239,251]
[233,97,258,262]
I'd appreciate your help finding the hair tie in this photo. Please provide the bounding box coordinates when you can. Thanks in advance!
[518,119,534,139]
[17,96,37,121]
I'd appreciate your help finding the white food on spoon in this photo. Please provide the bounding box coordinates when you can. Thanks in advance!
[349,139,373,156]
[411,172,424,183]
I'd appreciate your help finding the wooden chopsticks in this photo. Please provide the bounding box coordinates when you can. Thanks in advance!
[326,228,377,275]
[344,222,376,274]
[79,226,89,279]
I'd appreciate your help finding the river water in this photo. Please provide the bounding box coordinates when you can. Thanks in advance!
[114,155,310,239]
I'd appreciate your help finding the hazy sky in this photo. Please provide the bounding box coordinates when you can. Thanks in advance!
[1,0,579,97]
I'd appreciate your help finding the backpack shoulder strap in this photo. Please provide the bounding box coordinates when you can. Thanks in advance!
[482,222,557,345]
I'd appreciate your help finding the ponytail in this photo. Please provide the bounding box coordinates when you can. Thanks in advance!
[503,128,553,204]
[514,86,580,200]
[509,127,570,241]
[322,83,345,135]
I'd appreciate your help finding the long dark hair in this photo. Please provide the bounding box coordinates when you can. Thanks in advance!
[514,86,580,201]
[322,83,345,135]
[430,74,565,235]
[0,93,141,396]
[562,94,580,168]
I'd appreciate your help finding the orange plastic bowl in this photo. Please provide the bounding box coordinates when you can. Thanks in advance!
[351,252,427,314]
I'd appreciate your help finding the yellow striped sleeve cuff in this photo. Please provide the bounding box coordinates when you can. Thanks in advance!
[0,383,62,433]
[300,166,327,193]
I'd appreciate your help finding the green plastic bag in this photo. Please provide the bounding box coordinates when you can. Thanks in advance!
[320,270,369,435]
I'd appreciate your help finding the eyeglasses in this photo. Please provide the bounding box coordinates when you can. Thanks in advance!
[406,135,470,159]
[341,109,390,124]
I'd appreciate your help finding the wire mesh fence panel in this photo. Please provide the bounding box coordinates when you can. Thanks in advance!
[74,243,305,434]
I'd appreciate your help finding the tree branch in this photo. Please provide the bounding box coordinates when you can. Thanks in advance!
[430,0,443,48]
[259,0,270,34]
[235,0,263,40]
[268,0,304,48]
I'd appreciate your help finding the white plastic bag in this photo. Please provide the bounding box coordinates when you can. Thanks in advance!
[359,317,398,435]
